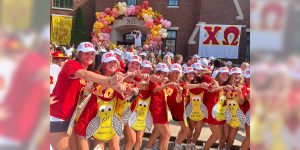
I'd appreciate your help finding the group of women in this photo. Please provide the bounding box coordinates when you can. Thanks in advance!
[50,42,250,150]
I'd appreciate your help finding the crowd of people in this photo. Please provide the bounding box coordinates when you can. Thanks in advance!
[50,41,250,150]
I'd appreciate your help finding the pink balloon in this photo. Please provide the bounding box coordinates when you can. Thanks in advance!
[92,37,98,43]
[165,21,171,28]
[156,36,161,41]
[103,21,108,26]
[104,8,111,15]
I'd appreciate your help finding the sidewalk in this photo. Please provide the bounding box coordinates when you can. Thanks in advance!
[99,120,245,150]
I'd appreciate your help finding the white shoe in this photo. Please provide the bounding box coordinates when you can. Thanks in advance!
[151,140,159,150]
[173,143,183,150]
[190,142,196,150]
[93,144,102,150]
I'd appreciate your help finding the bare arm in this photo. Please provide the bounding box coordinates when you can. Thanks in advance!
[182,83,201,90]
[74,69,119,85]
[175,86,183,103]
[235,86,245,105]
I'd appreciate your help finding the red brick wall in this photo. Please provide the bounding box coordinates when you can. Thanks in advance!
[50,0,96,36]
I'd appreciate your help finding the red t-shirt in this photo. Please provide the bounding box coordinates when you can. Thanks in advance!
[149,75,168,124]
[50,60,84,120]
[75,87,123,136]
[241,84,250,114]
[0,53,48,141]
[167,82,187,121]
[130,78,151,111]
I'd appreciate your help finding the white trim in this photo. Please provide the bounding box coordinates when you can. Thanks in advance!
[167,6,179,8]
[233,0,244,20]
[51,7,74,11]
[246,28,250,32]
[51,0,74,11]
[51,14,73,17]
[188,22,206,44]
[168,27,179,30]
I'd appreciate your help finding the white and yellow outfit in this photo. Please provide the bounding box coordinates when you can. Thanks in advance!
[128,97,152,131]
[212,91,227,121]
[224,96,246,128]
[186,92,208,121]
[86,87,123,140]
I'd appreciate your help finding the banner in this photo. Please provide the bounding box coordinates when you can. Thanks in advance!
[250,0,287,52]
[51,15,73,45]
[198,24,242,59]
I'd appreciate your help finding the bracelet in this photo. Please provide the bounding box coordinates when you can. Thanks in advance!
[83,89,91,96]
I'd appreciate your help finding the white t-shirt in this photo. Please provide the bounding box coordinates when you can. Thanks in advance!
[134,33,142,47]
[0,58,16,103]
[50,64,61,94]
[63,46,73,57]
[211,70,219,78]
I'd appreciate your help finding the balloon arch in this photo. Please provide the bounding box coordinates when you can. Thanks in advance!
[91,0,172,50]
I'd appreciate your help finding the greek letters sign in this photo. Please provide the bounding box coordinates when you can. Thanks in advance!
[199,24,242,59]
[51,15,73,45]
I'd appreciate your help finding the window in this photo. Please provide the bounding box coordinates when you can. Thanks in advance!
[245,32,250,62]
[165,30,177,53]
[52,0,73,9]
[127,0,137,5]
[168,0,179,6]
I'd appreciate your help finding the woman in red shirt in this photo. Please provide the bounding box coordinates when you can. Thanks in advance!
[166,63,187,150]
[50,42,123,150]
[125,59,153,150]
[202,67,230,150]
[220,67,245,150]
[186,64,215,149]
[75,52,125,150]
[241,67,250,150]
[144,63,174,150]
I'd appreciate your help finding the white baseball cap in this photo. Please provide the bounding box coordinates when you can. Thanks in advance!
[199,59,209,68]
[114,48,123,56]
[139,52,147,56]
[218,67,230,73]
[156,63,169,72]
[166,52,174,58]
[99,48,107,53]
[242,67,251,78]
[130,55,142,64]
[123,52,134,61]
[209,56,216,60]
[101,52,118,63]
[193,54,200,59]
[141,60,152,68]
[191,63,204,70]
[226,61,233,66]
[77,42,95,52]
[230,67,242,75]
[169,63,182,73]
[184,67,195,74]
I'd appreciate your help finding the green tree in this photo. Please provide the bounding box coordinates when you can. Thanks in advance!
[71,8,89,46]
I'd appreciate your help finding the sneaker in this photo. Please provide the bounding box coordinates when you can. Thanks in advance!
[186,143,191,150]
[173,143,182,150]
[151,140,159,150]
[190,142,196,150]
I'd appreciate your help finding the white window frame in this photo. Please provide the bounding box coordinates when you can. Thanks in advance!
[52,0,74,10]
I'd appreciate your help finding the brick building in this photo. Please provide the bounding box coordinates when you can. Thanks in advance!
[50,0,250,63]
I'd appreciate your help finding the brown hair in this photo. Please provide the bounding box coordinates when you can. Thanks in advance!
[174,54,183,63]
[228,74,244,87]
[215,72,229,86]
[99,61,120,75]
[75,52,95,71]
